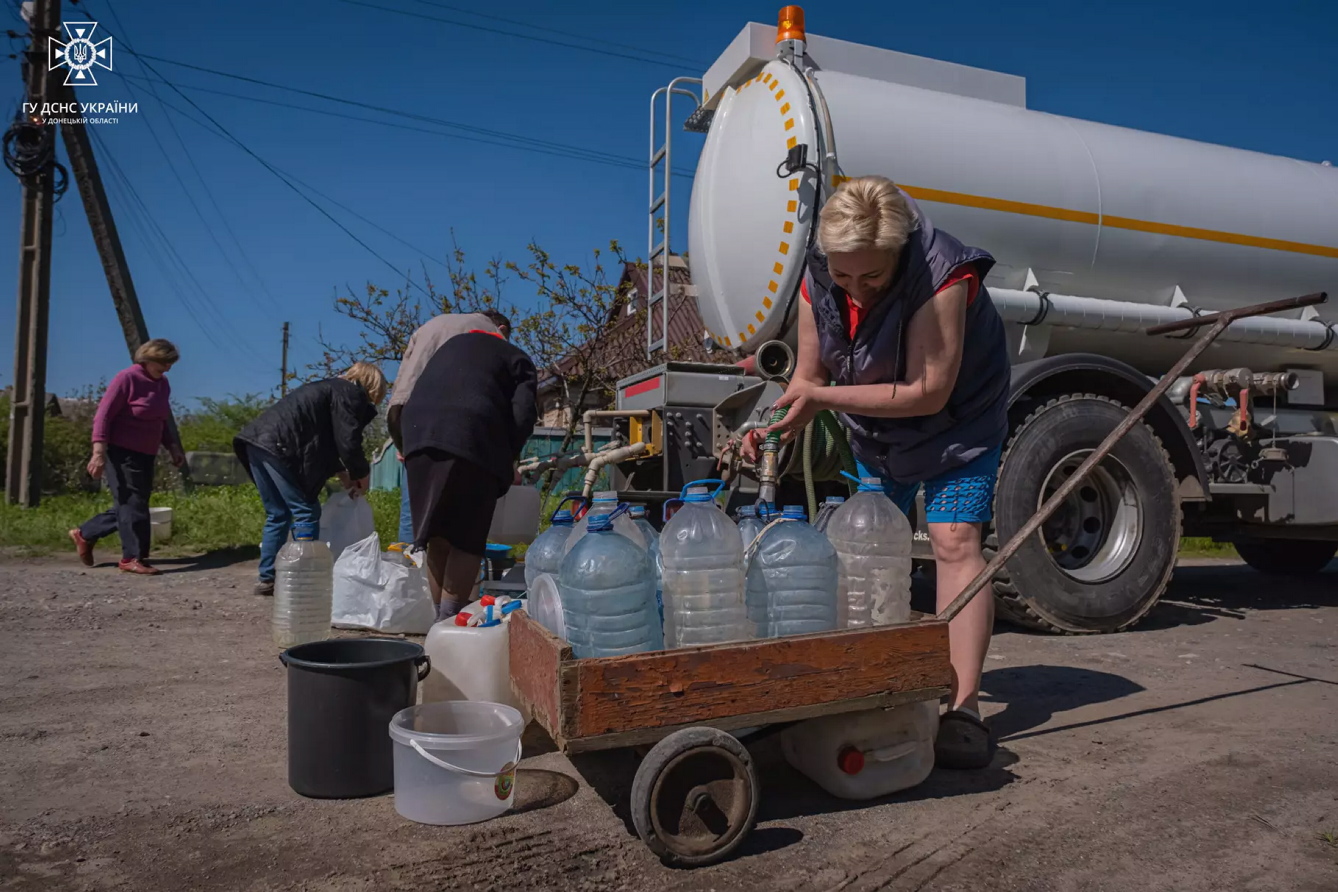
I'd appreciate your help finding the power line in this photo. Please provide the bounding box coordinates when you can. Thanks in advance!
[407,0,711,69]
[128,53,437,301]
[147,85,456,273]
[339,0,697,72]
[96,0,281,312]
[126,51,697,179]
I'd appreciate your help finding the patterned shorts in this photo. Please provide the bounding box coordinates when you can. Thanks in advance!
[856,445,1002,525]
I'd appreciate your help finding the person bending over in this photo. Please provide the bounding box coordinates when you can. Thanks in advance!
[400,326,537,620]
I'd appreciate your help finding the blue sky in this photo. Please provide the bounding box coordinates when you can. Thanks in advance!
[0,0,1334,406]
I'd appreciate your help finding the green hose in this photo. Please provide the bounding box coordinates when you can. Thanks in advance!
[802,421,817,519]
[815,409,858,494]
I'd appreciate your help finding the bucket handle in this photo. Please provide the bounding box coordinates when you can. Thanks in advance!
[409,738,523,778]
[415,654,431,682]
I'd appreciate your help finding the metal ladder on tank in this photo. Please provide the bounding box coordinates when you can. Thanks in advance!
[647,77,707,359]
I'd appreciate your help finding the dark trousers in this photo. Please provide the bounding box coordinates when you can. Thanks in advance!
[80,445,156,561]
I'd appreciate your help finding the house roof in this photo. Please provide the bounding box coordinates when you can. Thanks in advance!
[538,256,716,395]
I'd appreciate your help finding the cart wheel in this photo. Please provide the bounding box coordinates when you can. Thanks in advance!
[630,727,760,868]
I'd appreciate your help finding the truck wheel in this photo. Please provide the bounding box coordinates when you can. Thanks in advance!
[990,394,1181,634]
[1233,539,1337,576]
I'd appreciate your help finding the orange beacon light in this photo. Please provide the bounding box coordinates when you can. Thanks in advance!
[776,6,806,43]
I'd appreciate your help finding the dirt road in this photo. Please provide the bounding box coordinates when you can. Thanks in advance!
[1,551,1335,891]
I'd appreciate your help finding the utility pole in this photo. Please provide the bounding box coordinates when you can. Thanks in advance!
[281,322,290,396]
[6,0,61,506]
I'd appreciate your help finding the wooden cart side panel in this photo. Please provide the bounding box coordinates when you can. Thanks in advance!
[508,612,572,735]
[567,621,953,739]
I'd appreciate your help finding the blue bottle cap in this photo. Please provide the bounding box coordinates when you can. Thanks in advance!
[552,510,574,525]
[629,505,647,518]
[587,513,615,533]
[293,522,318,541]
[824,496,846,504]
[857,477,884,493]
[593,490,618,503]
[737,505,756,518]
[782,505,807,519]
[684,486,713,503]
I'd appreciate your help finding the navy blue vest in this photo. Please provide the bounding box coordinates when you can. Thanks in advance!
[806,193,1011,483]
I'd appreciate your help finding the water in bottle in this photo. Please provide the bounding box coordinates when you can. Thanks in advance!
[524,509,575,588]
[563,490,645,556]
[745,505,839,638]
[558,512,662,658]
[628,505,663,625]
[736,504,764,552]
[273,522,334,649]
[659,482,750,648]
[814,496,846,534]
[825,477,914,627]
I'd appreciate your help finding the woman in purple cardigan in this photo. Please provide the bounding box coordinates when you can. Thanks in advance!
[69,339,186,575]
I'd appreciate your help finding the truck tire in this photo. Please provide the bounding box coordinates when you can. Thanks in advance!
[990,394,1181,634]
[1233,539,1337,576]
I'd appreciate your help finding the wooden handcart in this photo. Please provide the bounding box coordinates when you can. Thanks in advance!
[510,292,1327,868]
[510,611,952,867]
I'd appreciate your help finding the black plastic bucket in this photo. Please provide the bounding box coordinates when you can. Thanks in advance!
[279,638,430,799]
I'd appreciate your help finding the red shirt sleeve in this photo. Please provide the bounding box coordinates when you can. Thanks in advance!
[937,264,980,305]
[800,277,811,304]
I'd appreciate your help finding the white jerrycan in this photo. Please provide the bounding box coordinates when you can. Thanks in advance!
[780,701,939,800]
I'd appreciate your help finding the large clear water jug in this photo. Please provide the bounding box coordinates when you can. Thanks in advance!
[273,522,334,649]
[563,490,645,556]
[659,480,750,648]
[524,508,575,588]
[629,505,663,625]
[557,510,662,658]
[825,476,914,627]
[745,505,839,638]
[814,496,846,534]
[736,504,764,552]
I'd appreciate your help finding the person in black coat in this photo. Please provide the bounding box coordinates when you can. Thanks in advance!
[234,362,387,596]
[400,327,538,618]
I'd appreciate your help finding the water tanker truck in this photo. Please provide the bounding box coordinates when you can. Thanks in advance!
[519,7,1338,634]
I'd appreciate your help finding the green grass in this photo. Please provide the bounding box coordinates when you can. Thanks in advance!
[0,487,1241,564]
[0,486,406,557]
[1178,537,1238,559]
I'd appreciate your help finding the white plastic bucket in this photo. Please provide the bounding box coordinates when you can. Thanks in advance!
[388,701,524,826]
[149,507,173,543]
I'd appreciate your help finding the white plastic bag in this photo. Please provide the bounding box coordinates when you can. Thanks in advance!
[331,532,436,634]
[321,491,375,562]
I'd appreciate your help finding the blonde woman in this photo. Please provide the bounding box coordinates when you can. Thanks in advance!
[743,176,1010,769]
[233,362,387,596]
[70,339,186,575]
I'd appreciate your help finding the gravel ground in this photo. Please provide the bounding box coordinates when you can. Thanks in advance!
[1,550,1335,891]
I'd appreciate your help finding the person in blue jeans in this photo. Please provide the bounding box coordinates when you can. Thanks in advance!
[398,455,413,543]
[234,362,387,595]
[744,177,1011,770]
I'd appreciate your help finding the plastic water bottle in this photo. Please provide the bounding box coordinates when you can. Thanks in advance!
[745,505,839,638]
[629,505,664,625]
[736,504,764,552]
[273,522,334,649]
[659,481,750,648]
[564,490,645,556]
[814,496,846,534]
[558,511,662,658]
[524,509,575,588]
[825,476,914,627]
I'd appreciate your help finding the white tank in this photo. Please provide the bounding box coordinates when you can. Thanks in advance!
[688,24,1338,381]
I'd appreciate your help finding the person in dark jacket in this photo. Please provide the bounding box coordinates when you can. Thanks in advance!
[234,362,387,596]
[742,177,1009,770]
[400,327,538,619]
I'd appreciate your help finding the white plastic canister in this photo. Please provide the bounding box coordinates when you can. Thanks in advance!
[780,701,939,800]
[422,598,529,720]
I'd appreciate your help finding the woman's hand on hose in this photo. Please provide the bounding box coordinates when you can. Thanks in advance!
[766,381,824,440]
